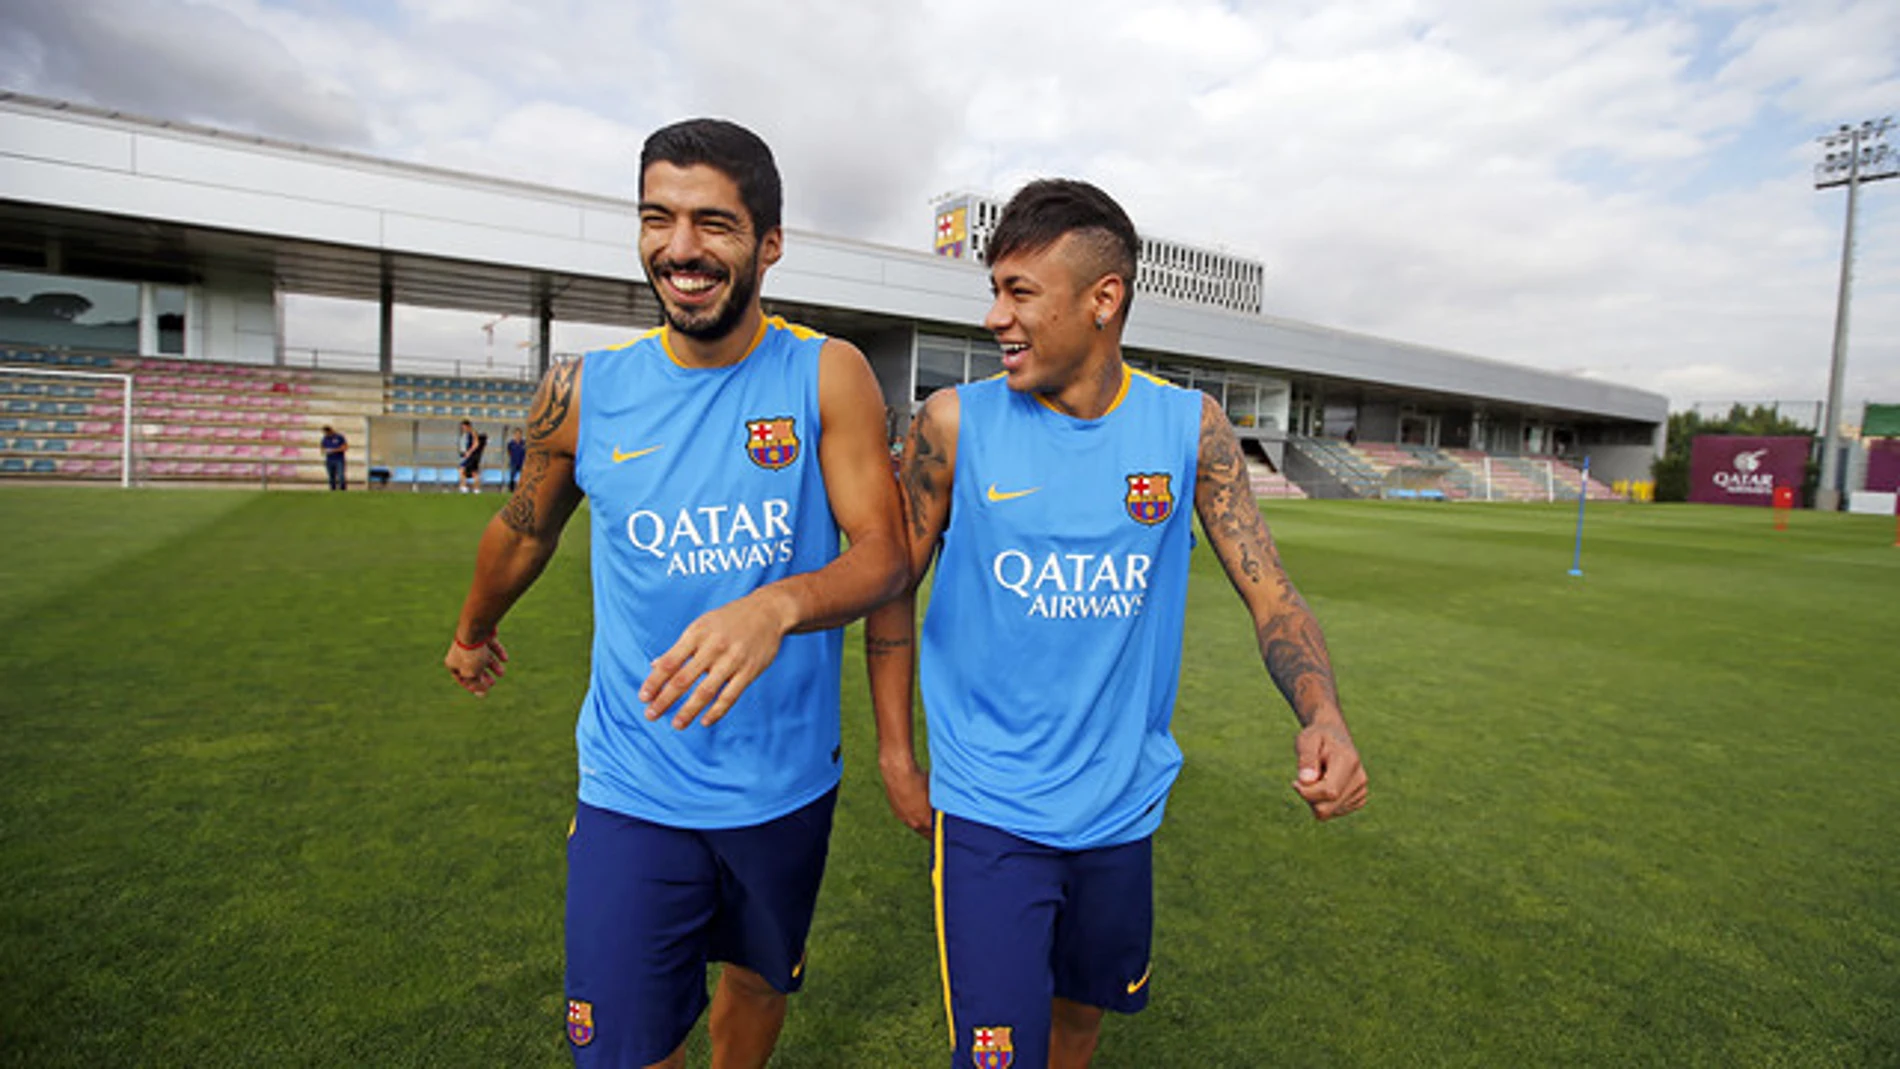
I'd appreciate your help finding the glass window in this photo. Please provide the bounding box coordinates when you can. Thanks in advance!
[0,269,138,353]
[1225,382,1257,427]
[154,286,187,355]
[968,341,1003,381]
[916,337,965,402]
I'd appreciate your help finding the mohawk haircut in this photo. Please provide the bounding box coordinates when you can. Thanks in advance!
[986,179,1140,321]
[639,118,783,237]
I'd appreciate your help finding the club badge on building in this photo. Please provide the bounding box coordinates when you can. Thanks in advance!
[1125,472,1173,524]
[567,999,594,1047]
[746,417,799,470]
[970,1025,1014,1068]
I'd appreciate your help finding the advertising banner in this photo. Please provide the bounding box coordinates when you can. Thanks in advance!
[1867,438,1900,494]
[1688,435,1810,507]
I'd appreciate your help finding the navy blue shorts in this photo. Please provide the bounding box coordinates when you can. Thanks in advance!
[564,787,837,1066]
[934,812,1154,1069]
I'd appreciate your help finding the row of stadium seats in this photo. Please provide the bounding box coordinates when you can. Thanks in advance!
[390,402,525,419]
[0,349,114,369]
[0,381,116,400]
[4,399,92,417]
[393,373,532,394]
[0,457,64,474]
[389,387,522,403]
[382,466,510,490]
[138,372,310,393]
[0,418,85,435]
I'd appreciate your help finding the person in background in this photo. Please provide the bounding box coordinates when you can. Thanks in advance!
[320,424,347,491]
[506,427,527,492]
[457,419,481,493]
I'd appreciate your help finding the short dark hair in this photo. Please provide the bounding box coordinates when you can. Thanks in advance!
[639,118,782,236]
[986,179,1140,320]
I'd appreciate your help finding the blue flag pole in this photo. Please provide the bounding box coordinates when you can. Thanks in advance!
[1569,455,1590,577]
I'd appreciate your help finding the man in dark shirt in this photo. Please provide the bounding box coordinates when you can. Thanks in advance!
[320,425,347,491]
[505,427,526,491]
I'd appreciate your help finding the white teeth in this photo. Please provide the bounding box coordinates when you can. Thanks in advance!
[670,275,716,293]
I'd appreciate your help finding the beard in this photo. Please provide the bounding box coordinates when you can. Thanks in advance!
[645,249,762,342]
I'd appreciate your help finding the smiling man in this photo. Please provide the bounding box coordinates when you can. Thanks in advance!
[443,118,905,1069]
[865,179,1368,1068]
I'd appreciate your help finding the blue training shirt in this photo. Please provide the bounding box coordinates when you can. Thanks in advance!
[922,367,1203,850]
[572,317,843,829]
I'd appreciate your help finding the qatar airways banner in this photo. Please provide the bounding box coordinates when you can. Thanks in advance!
[1866,438,1900,494]
[1688,436,1810,507]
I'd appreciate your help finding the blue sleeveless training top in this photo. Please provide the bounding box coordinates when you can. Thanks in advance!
[572,317,842,829]
[921,368,1202,849]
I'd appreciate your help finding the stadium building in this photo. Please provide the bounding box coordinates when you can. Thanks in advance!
[933,190,1266,315]
[0,92,1667,499]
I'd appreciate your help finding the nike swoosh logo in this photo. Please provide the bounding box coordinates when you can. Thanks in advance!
[612,445,663,463]
[1126,963,1151,995]
[986,484,1040,503]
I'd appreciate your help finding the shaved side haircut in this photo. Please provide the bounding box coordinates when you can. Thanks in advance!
[987,178,1140,322]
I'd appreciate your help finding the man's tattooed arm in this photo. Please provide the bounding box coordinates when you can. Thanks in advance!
[501,358,581,537]
[1191,392,1342,726]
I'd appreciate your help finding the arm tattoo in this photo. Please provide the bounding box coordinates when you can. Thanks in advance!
[864,635,913,657]
[902,402,950,542]
[1258,602,1340,726]
[1191,394,1341,723]
[527,359,578,444]
[1194,395,1265,584]
[501,360,578,535]
[499,449,548,535]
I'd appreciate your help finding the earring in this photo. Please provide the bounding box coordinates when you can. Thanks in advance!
[1094,315,1106,330]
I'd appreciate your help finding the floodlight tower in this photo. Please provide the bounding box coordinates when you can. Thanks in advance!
[1813,117,1896,511]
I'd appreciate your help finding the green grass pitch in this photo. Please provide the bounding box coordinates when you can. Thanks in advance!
[2,485,1896,1067]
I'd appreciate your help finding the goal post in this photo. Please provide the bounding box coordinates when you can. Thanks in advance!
[0,365,135,488]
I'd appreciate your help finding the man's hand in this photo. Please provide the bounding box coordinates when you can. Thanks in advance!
[445,634,508,696]
[640,588,796,730]
[1292,722,1367,821]
[878,753,932,837]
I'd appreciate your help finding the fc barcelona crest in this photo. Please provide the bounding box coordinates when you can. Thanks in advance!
[1125,472,1174,525]
[746,417,800,469]
[971,1025,1014,1068]
[567,999,595,1047]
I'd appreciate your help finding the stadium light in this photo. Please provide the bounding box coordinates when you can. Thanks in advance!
[1813,117,1897,511]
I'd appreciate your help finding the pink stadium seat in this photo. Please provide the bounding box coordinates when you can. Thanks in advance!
[91,459,119,476]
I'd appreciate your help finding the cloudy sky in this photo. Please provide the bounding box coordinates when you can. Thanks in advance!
[4,0,1898,418]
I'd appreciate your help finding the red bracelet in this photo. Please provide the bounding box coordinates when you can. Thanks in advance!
[453,633,493,651]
